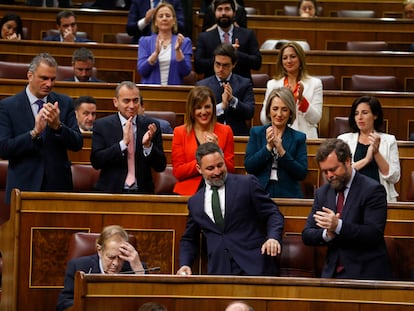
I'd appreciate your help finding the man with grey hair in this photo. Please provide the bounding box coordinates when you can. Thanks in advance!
[225,301,254,311]
[65,47,104,82]
[0,53,83,204]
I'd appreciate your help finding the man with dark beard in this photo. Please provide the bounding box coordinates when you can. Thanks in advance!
[194,0,261,80]
[176,142,284,276]
[302,138,392,280]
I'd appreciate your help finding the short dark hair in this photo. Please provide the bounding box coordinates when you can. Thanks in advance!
[195,142,224,165]
[72,48,95,64]
[348,96,384,133]
[56,10,76,25]
[74,96,96,111]
[213,0,236,12]
[214,43,238,64]
[297,0,319,16]
[315,138,351,165]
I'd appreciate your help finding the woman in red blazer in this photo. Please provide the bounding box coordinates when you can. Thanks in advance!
[172,86,234,195]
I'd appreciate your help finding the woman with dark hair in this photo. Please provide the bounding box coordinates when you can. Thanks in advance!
[172,86,234,195]
[245,87,308,198]
[338,95,400,202]
[297,0,318,17]
[259,41,323,138]
[0,13,23,40]
[137,2,192,85]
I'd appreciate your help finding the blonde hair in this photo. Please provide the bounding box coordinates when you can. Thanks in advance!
[151,3,178,34]
[264,87,296,125]
[274,41,309,81]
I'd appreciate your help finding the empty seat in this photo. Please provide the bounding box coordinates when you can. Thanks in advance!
[261,39,310,51]
[331,116,350,137]
[251,73,269,88]
[0,61,29,79]
[279,235,317,277]
[115,32,133,44]
[151,166,176,195]
[314,75,336,90]
[350,74,401,91]
[346,41,389,51]
[71,164,100,192]
[66,232,137,262]
[244,7,257,14]
[337,10,376,18]
[144,111,176,129]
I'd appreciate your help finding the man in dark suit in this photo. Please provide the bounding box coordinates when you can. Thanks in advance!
[0,53,83,205]
[56,225,145,311]
[126,0,185,44]
[43,10,92,42]
[177,143,284,276]
[64,48,104,82]
[302,138,392,280]
[196,43,255,136]
[194,0,261,80]
[90,81,166,193]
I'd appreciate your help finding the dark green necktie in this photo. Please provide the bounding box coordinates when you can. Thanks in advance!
[211,186,224,228]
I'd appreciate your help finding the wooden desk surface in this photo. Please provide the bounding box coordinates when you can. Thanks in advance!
[72,272,414,311]
[0,190,413,311]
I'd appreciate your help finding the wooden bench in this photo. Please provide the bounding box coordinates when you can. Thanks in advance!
[0,191,413,311]
[70,272,414,311]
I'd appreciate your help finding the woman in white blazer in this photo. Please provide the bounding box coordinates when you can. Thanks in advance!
[338,96,400,202]
[260,41,323,138]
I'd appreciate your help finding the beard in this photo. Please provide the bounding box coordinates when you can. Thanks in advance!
[217,16,233,28]
[205,171,227,188]
[328,172,350,192]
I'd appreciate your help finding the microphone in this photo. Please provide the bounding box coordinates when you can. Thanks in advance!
[119,266,161,274]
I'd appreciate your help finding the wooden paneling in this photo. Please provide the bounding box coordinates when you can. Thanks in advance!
[71,272,414,311]
[0,191,413,311]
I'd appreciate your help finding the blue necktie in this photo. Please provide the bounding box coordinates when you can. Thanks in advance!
[35,99,44,113]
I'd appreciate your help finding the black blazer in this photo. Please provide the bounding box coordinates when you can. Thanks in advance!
[90,113,166,193]
[196,73,255,135]
[0,89,83,204]
[194,26,261,80]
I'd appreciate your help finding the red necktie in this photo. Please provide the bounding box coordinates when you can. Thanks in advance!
[337,191,344,214]
[125,126,135,187]
[223,32,230,43]
[336,190,345,274]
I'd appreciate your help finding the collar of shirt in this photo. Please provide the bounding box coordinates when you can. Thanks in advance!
[26,86,47,115]
[204,183,226,221]
[118,112,137,127]
[217,25,234,41]
[216,73,232,84]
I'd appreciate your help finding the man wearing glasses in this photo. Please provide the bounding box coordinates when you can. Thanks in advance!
[196,43,255,136]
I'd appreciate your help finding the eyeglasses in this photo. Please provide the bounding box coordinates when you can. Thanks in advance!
[214,61,231,69]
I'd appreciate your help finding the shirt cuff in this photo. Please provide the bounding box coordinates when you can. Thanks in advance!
[138,18,146,31]
[143,143,153,156]
[216,103,224,116]
[119,140,127,152]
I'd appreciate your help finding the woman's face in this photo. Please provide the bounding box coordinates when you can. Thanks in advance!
[269,96,291,128]
[354,102,376,132]
[282,46,301,76]
[299,0,316,17]
[155,6,175,32]
[1,20,18,39]
[194,97,213,126]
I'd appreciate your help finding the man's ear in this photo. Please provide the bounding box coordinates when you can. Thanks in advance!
[196,163,201,174]
[96,243,102,257]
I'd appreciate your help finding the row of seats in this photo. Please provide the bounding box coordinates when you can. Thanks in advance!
[261,40,391,51]
[0,60,403,91]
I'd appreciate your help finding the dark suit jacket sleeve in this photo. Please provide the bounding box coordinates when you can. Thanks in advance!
[234,28,261,71]
[126,0,149,39]
[231,76,255,119]
[248,174,284,242]
[194,31,217,76]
